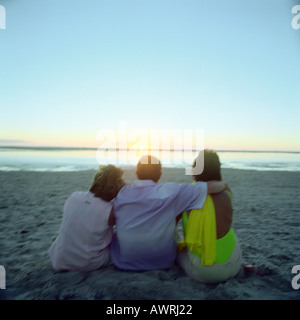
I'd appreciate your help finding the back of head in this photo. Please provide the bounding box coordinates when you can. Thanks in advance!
[136,155,162,183]
[89,165,125,201]
[193,149,222,182]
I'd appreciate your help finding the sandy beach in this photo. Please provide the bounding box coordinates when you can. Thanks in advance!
[1,167,300,300]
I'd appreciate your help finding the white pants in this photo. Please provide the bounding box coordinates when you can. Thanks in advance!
[176,238,242,284]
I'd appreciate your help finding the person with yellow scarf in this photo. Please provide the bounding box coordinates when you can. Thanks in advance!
[176,149,242,283]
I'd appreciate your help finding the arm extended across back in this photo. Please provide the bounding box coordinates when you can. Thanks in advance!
[175,180,228,223]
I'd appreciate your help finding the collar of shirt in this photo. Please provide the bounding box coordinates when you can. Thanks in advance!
[132,179,157,187]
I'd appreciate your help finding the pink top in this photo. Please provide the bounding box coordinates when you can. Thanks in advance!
[48,191,113,272]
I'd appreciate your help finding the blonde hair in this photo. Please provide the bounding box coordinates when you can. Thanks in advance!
[89,165,125,201]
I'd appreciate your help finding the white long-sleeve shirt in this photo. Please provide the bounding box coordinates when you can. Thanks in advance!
[48,191,113,272]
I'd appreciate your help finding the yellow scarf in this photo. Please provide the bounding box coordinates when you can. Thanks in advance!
[178,194,217,266]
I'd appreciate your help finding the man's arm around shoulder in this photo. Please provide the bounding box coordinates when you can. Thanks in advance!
[207,181,228,194]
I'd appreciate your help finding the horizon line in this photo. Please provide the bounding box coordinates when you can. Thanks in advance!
[0,145,299,154]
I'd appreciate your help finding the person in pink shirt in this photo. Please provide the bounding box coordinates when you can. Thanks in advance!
[48,165,125,272]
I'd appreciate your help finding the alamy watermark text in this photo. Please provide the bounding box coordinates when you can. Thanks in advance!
[292,5,300,29]
[96,121,204,175]
[0,265,5,289]
[0,5,6,30]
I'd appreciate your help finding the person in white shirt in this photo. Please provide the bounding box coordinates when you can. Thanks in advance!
[110,155,227,271]
[48,165,125,272]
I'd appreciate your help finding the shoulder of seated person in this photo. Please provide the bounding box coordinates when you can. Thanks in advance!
[211,190,231,201]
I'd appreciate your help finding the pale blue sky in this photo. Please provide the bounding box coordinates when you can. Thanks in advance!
[1,0,300,150]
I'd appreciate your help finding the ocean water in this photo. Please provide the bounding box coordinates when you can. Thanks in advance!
[0,146,300,172]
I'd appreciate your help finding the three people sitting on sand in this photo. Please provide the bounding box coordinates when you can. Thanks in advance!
[48,150,245,283]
